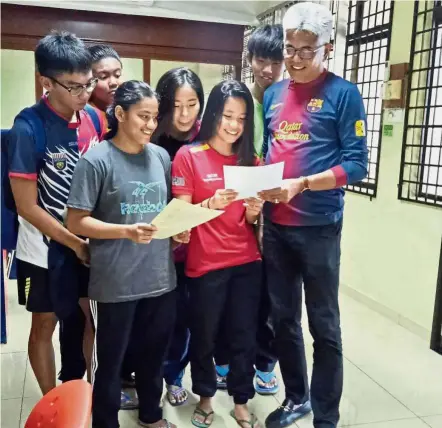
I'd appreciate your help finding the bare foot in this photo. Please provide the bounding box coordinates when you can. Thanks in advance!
[256,374,278,389]
[166,385,188,406]
[192,397,214,426]
[233,404,261,428]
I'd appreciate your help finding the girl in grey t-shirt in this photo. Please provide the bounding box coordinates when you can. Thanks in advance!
[67,80,188,428]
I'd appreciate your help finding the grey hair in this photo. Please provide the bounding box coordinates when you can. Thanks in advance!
[283,2,333,46]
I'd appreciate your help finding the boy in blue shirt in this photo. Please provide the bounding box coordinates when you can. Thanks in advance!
[7,31,101,395]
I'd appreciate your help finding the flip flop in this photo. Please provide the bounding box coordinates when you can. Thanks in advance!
[191,406,215,428]
[230,410,261,428]
[166,385,188,407]
[120,390,139,410]
[254,370,279,395]
[215,365,229,390]
[138,418,173,428]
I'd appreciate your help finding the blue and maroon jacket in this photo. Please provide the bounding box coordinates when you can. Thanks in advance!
[263,71,368,226]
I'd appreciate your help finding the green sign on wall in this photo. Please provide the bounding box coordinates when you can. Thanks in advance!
[383,124,393,137]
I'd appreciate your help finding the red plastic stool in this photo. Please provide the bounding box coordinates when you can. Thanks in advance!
[25,379,92,428]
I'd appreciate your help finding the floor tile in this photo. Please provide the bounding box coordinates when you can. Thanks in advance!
[275,343,415,428]
[22,347,61,399]
[1,353,27,399]
[1,279,31,354]
[19,396,39,428]
[422,415,442,428]
[2,281,441,428]
[0,311,31,354]
[344,419,429,428]
[1,398,22,428]
[339,294,442,417]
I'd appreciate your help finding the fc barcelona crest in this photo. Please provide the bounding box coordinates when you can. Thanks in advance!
[52,153,67,171]
[306,98,324,113]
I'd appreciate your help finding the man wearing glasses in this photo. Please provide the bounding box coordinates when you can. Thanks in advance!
[7,31,103,395]
[259,3,368,428]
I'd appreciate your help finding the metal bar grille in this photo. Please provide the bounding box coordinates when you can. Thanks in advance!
[398,0,442,207]
[344,0,394,197]
[221,65,235,81]
[326,0,339,73]
[241,27,255,84]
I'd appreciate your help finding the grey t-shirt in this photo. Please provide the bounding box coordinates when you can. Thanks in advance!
[67,140,176,303]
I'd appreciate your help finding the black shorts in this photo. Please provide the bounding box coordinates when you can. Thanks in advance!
[17,259,89,314]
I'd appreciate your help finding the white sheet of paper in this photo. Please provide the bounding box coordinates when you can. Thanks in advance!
[223,162,285,199]
[151,198,223,239]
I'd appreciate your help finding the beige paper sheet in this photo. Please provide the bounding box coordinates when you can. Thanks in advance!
[152,198,223,239]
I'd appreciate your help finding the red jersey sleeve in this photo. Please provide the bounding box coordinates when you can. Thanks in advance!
[172,145,194,197]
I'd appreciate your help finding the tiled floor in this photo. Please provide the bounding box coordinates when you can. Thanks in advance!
[1,277,442,428]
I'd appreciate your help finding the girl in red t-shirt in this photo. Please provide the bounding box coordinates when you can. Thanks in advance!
[172,80,264,428]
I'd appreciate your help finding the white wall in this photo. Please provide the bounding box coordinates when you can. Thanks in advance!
[1,50,35,128]
[340,1,442,339]
[150,60,224,101]
[120,58,143,82]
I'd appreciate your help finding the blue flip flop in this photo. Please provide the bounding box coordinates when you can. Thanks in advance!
[215,365,229,390]
[254,370,279,395]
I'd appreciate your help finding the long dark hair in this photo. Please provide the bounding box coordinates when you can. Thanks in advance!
[154,67,204,137]
[198,80,255,166]
[105,80,158,140]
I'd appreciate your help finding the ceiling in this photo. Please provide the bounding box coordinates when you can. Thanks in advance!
[2,0,284,25]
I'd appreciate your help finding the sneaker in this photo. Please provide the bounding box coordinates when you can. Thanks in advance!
[265,399,312,428]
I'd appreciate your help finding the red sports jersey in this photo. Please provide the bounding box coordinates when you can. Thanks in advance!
[171,143,261,278]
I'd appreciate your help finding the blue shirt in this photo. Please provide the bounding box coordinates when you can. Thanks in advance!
[263,71,368,226]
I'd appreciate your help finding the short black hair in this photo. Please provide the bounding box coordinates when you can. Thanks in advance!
[155,67,204,136]
[198,80,255,167]
[88,44,122,66]
[35,30,92,77]
[247,24,284,62]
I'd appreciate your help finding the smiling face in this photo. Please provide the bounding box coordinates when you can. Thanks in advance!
[117,96,159,147]
[172,84,200,134]
[284,30,331,83]
[215,96,247,145]
[250,56,284,90]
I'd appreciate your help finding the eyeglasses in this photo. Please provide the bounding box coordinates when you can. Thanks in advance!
[50,77,98,97]
[283,44,326,60]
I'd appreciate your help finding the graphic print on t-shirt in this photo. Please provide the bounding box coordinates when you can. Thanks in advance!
[8,98,101,268]
[120,181,167,217]
[263,72,368,227]
[40,143,86,222]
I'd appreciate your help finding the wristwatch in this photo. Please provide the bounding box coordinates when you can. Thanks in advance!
[300,176,310,193]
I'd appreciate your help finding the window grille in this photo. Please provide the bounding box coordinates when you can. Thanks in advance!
[399,0,442,206]
[344,0,395,197]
